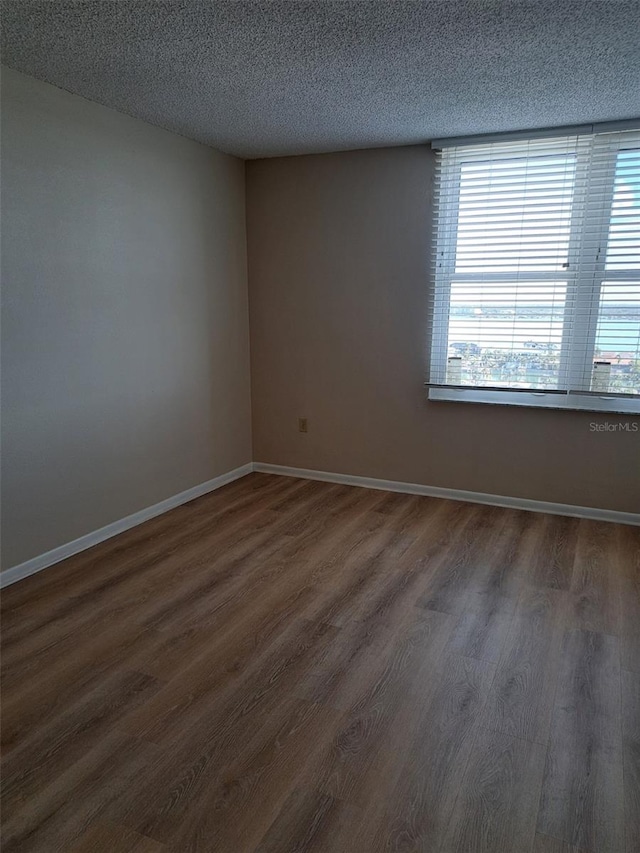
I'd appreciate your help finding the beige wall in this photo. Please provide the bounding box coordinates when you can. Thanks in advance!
[2,72,637,575]
[1,69,252,569]
[247,146,640,514]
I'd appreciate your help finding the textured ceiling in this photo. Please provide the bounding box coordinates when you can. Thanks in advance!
[2,1,639,159]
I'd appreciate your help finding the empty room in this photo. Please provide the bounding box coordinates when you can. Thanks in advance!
[1,2,639,852]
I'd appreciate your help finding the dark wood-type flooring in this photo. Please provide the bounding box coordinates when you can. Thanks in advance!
[1,473,639,852]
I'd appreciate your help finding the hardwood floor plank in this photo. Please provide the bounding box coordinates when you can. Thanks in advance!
[366,652,496,852]
[1,473,297,636]
[531,514,580,591]
[440,726,546,853]
[622,668,640,853]
[473,508,538,598]
[481,585,568,744]
[532,832,584,851]
[116,511,396,746]
[308,609,454,806]
[1,481,374,751]
[537,629,624,853]
[70,821,164,852]
[312,497,474,631]
[547,629,621,754]
[569,520,621,634]
[417,503,508,616]
[448,587,517,664]
[426,508,534,666]
[1,475,636,853]
[251,787,361,853]
[616,524,640,674]
[1,475,307,674]
[163,698,342,852]
[1,730,159,853]
[108,619,342,842]
[1,669,162,815]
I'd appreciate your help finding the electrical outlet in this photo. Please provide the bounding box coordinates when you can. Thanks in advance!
[298,417,308,433]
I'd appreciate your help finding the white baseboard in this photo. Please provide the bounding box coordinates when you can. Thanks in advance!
[3,459,637,589]
[253,462,640,527]
[0,463,254,589]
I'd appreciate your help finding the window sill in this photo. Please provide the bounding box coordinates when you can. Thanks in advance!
[427,386,640,415]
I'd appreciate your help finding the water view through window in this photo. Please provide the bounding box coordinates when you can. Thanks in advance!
[447,148,640,394]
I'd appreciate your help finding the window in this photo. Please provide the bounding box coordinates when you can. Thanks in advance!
[428,129,640,412]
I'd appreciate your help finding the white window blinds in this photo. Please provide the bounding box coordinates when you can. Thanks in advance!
[429,129,640,401]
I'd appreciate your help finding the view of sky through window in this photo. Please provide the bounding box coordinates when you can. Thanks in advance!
[446,145,640,394]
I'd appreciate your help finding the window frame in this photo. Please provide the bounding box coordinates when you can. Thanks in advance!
[428,131,640,413]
